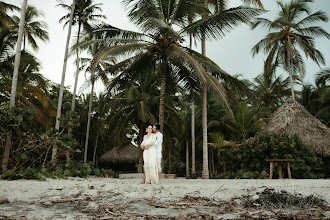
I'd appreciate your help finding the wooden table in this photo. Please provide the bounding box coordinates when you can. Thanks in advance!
[265,159,295,179]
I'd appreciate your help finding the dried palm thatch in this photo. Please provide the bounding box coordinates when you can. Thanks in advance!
[264,99,330,156]
[99,144,140,163]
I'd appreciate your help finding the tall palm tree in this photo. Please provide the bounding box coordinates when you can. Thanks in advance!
[52,0,76,164]
[13,5,49,51]
[57,0,105,114]
[251,0,330,100]
[78,0,261,135]
[2,0,28,171]
[197,0,264,178]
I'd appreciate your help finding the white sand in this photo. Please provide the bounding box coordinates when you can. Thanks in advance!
[0,177,329,219]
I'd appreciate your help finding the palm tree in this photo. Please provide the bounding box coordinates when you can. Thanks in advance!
[251,0,330,100]
[252,63,291,112]
[2,0,28,172]
[225,101,269,141]
[77,1,261,157]
[196,0,264,178]
[0,1,19,28]
[57,0,105,114]
[52,0,76,164]
[13,5,49,51]
[80,46,111,163]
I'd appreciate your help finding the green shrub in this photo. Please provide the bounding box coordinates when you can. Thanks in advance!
[218,133,323,179]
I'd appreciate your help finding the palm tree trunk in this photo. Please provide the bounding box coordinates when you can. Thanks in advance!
[201,0,209,179]
[191,101,196,177]
[168,148,171,174]
[92,126,99,164]
[202,86,209,179]
[66,22,82,164]
[286,44,295,100]
[186,139,190,178]
[2,0,28,171]
[159,61,167,132]
[52,0,76,164]
[84,78,94,163]
[71,22,82,112]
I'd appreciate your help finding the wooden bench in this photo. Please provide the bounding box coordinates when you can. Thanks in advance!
[265,159,295,179]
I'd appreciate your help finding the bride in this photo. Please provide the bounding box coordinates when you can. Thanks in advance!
[140,125,159,184]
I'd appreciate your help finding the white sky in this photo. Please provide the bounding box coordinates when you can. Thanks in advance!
[6,0,330,94]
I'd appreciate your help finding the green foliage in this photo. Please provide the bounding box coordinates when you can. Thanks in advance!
[218,133,323,179]
[0,162,116,180]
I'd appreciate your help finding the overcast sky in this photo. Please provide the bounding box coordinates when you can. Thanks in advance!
[6,0,330,94]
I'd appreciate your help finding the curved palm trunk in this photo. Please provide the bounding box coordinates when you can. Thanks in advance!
[84,77,95,163]
[201,0,209,179]
[52,0,76,164]
[2,0,28,171]
[286,44,295,100]
[191,101,196,177]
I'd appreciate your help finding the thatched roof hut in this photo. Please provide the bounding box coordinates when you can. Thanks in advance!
[263,99,330,156]
[99,144,140,163]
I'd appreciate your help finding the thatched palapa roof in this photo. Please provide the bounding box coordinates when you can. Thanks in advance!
[99,144,140,163]
[264,99,330,156]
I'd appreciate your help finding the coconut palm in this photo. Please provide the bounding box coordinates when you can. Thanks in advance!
[2,0,28,172]
[0,1,19,28]
[252,63,291,112]
[251,0,330,100]
[57,0,106,114]
[52,0,76,164]
[12,5,49,51]
[195,0,264,178]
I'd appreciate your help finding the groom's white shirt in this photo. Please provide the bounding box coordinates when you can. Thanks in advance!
[154,132,163,159]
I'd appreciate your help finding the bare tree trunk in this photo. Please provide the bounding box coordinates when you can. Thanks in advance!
[52,0,76,164]
[138,124,143,170]
[186,139,190,178]
[286,44,295,100]
[2,0,28,171]
[201,0,209,179]
[92,126,99,164]
[191,101,196,177]
[84,78,94,163]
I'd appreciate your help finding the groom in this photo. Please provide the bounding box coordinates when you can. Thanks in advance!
[153,124,163,179]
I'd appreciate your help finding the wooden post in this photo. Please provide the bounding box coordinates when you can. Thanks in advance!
[287,162,292,179]
[278,163,283,179]
[269,162,274,179]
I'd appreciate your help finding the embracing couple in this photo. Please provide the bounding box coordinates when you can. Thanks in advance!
[140,124,163,184]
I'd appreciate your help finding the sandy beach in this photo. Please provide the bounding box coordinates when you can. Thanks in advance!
[0,177,329,219]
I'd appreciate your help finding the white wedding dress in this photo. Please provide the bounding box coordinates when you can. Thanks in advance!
[141,134,159,184]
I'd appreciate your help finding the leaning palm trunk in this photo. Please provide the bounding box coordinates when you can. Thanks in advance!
[52,0,76,164]
[286,43,295,100]
[84,77,95,163]
[201,0,209,179]
[2,0,28,171]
